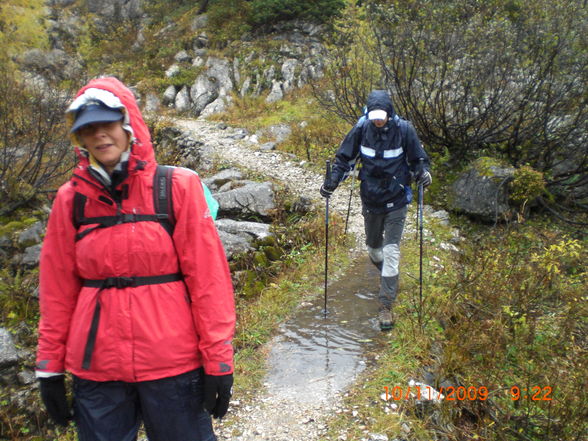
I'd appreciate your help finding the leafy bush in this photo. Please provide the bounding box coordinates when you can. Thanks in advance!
[0,66,74,217]
[312,3,384,125]
[248,0,345,26]
[283,115,347,163]
[509,165,546,205]
[0,0,48,61]
[206,0,252,48]
[321,0,588,208]
[434,228,587,440]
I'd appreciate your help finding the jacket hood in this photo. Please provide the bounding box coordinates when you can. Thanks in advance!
[67,77,155,170]
[366,90,396,120]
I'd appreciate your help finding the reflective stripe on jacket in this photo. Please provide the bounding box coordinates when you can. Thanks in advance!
[331,90,430,213]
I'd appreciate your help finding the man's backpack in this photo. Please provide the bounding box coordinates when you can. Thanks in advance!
[73,165,218,241]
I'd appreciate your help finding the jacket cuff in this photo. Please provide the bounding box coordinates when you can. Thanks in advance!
[35,371,64,378]
[36,358,65,374]
[204,361,234,376]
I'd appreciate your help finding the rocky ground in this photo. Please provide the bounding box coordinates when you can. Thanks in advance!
[174,118,366,246]
[175,117,370,440]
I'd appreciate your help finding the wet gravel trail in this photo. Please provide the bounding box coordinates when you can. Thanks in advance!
[175,118,380,440]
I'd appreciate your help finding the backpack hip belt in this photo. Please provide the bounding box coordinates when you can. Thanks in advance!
[81,272,183,370]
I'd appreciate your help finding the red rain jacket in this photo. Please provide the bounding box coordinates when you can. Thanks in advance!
[36,77,235,382]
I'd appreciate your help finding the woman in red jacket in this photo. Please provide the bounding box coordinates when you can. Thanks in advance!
[36,77,235,441]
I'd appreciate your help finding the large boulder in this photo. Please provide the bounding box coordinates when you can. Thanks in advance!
[18,222,44,247]
[190,74,220,116]
[19,49,82,83]
[265,80,284,103]
[174,86,192,112]
[0,328,18,369]
[281,58,299,93]
[162,85,178,105]
[203,169,244,191]
[215,219,272,241]
[217,230,253,260]
[204,57,234,92]
[86,0,144,21]
[447,158,515,222]
[21,244,42,268]
[215,182,275,219]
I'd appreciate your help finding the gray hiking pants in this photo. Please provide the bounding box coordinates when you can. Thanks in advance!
[363,205,408,310]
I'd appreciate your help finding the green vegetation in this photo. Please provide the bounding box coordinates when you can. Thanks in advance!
[247,0,345,26]
[211,87,348,164]
[0,0,47,64]
[206,0,253,47]
[0,65,74,217]
[324,214,587,441]
[323,0,588,209]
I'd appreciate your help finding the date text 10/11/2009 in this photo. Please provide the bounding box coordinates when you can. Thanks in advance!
[383,386,553,402]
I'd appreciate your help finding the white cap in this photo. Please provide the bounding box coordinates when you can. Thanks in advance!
[368,109,388,121]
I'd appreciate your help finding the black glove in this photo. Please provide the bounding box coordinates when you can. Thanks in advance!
[414,161,432,187]
[319,184,333,198]
[203,373,233,419]
[38,375,71,427]
[320,177,338,198]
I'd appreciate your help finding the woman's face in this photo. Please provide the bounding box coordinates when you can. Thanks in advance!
[77,121,130,173]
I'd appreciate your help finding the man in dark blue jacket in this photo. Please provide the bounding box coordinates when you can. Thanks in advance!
[320,90,431,330]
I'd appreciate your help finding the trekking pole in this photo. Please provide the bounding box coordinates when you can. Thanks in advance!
[344,168,356,236]
[324,160,331,318]
[418,183,424,328]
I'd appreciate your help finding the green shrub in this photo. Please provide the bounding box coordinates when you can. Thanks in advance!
[510,165,546,205]
[0,66,74,217]
[282,115,347,163]
[248,0,345,26]
[323,0,588,209]
[207,0,252,47]
[435,228,587,440]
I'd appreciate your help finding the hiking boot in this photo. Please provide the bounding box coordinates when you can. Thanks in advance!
[378,308,393,331]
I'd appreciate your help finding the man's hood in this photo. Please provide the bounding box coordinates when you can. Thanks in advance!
[366,90,396,120]
[67,77,155,168]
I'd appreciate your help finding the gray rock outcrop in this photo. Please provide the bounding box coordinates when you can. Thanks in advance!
[215,182,276,219]
[215,219,272,241]
[158,19,326,115]
[0,328,19,369]
[217,230,253,259]
[18,222,45,247]
[19,49,82,83]
[86,0,144,21]
[21,244,43,268]
[448,160,515,222]
[203,169,244,191]
[191,74,220,115]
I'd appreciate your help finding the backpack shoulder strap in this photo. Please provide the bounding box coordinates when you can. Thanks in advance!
[153,165,175,236]
[73,192,87,230]
[395,115,410,153]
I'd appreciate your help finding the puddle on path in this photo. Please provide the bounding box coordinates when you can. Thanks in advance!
[265,256,382,403]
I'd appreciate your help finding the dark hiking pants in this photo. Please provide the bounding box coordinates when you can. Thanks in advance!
[363,205,408,310]
[73,368,216,441]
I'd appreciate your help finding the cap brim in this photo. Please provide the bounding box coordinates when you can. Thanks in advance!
[70,107,124,133]
[368,109,388,121]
